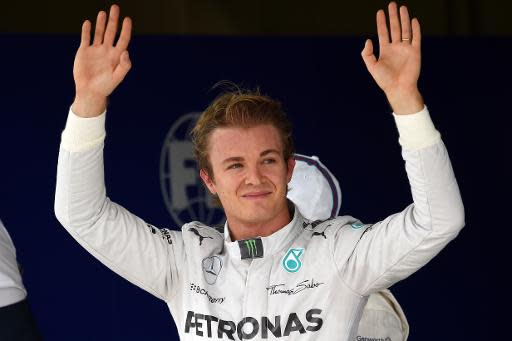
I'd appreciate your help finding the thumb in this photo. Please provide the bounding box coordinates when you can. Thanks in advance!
[113,51,132,85]
[361,39,377,71]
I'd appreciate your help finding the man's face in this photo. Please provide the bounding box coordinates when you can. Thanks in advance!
[200,124,295,227]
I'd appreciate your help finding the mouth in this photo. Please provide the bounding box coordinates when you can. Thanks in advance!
[241,191,272,200]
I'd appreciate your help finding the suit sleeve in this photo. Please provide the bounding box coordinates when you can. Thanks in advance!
[334,107,465,296]
[54,109,185,301]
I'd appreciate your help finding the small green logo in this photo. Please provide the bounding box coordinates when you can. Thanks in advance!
[238,238,263,259]
[351,222,364,229]
[282,248,304,273]
[245,239,258,258]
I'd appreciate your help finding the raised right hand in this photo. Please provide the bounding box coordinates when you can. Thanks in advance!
[71,5,132,117]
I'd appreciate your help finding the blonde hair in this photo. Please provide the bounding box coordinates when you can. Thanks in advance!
[191,86,294,180]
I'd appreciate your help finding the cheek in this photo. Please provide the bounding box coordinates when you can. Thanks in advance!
[265,168,289,189]
[215,174,242,196]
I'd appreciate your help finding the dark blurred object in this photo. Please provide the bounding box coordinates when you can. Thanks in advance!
[0,0,509,36]
[0,300,42,341]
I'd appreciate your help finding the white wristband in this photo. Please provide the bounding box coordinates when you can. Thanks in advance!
[61,108,107,152]
[393,106,441,150]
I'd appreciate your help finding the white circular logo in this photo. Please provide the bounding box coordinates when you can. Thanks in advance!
[160,112,225,227]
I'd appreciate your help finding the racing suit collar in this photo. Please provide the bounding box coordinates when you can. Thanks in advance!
[223,203,304,260]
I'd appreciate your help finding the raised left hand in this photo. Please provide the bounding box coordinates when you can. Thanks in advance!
[361,2,424,114]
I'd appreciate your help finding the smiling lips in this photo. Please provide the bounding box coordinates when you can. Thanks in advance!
[241,191,272,199]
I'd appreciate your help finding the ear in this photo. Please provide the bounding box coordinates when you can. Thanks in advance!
[200,169,217,195]
[286,157,296,183]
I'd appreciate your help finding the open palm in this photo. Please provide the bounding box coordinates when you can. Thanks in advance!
[72,5,132,116]
[362,2,421,97]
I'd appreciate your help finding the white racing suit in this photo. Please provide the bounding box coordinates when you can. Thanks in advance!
[55,106,464,340]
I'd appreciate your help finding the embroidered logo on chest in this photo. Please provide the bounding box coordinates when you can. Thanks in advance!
[202,256,222,284]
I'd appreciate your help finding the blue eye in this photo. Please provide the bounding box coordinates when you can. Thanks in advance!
[228,163,242,170]
[263,158,276,164]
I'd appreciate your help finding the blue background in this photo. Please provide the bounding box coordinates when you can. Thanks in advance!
[0,34,507,340]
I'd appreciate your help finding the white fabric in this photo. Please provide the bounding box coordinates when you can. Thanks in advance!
[287,154,341,221]
[393,106,441,150]
[356,289,409,341]
[0,219,27,308]
[61,109,106,152]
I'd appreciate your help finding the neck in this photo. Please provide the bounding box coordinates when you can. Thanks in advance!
[227,203,293,241]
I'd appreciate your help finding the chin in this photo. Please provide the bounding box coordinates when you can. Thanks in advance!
[239,207,277,225]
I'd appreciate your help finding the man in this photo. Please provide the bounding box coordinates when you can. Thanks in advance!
[0,220,42,340]
[55,3,464,340]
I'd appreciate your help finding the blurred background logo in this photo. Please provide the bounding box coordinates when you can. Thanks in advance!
[160,112,225,227]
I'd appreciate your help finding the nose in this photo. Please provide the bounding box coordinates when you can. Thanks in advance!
[245,164,263,186]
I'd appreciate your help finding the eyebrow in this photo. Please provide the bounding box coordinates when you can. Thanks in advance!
[221,149,280,164]
[260,149,280,157]
[222,156,244,164]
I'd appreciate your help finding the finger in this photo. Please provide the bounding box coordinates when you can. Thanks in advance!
[113,51,132,85]
[80,20,91,47]
[388,2,401,43]
[411,18,421,49]
[93,11,107,45]
[400,5,412,43]
[376,9,389,46]
[103,5,120,46]
[116,17,132,51]
[361,39,377,69]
